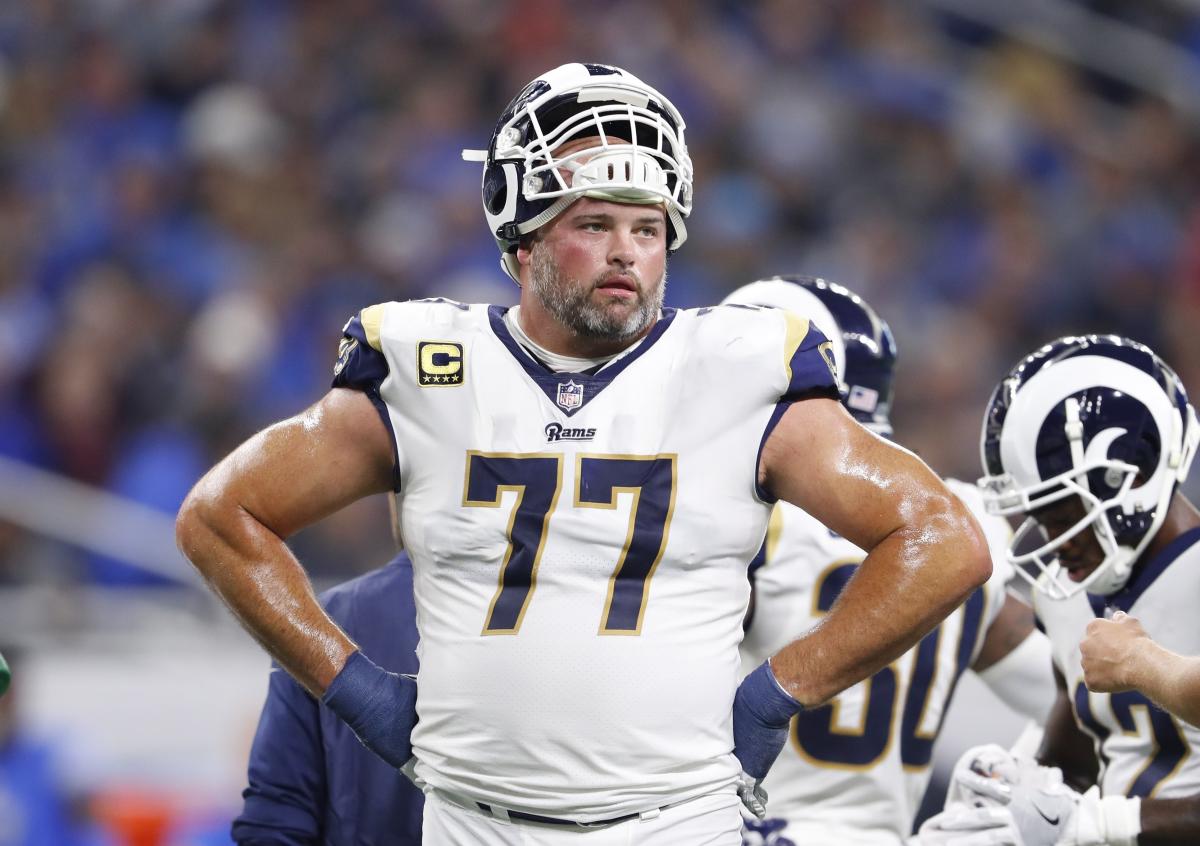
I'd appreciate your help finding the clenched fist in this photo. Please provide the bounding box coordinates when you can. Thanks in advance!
[1079,611,1147,694]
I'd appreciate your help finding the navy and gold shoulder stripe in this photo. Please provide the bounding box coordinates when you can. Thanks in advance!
[332,305,400,491]
[780,312,839,401]
[753,314,841,503]
[333,305,390,393]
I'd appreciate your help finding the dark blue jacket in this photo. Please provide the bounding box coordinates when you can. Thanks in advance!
[232,553,423,844]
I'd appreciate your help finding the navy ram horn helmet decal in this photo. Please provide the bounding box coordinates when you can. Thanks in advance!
[979,335,1199,599]
[721,275,897,435]
[462,63,693,283]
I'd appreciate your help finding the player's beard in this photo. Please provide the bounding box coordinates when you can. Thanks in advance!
[529,242,665,343]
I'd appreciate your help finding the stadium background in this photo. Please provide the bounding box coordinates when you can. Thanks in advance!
[2,1,1200,843]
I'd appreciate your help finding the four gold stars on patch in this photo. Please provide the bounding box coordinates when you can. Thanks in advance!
[421,373,462,384]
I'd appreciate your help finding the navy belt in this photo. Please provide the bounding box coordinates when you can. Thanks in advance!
[475,802,645,829]
[432,787,700,829]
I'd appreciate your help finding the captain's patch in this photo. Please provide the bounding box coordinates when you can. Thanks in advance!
[417,341,464,386]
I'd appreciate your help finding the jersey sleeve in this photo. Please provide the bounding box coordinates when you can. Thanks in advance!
[330,305,401,491]
[753,310,841,502]
[779,311,840,403]
[331,306,389,393]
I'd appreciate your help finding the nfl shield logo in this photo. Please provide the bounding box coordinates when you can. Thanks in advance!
[556,380,584,410]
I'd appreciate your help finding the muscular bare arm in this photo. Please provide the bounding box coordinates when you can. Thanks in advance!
[760,398,991,706]
[175,388,394,696]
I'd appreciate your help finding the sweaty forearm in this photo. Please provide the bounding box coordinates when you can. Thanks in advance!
[1129,643,1200,728]
[176,488,355,696]
[770,511,987,706]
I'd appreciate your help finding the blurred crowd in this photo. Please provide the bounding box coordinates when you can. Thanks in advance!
[3,0,1200,591]
[4,1,1200,842]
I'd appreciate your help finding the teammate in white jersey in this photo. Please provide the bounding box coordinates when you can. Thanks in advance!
[725,276,1055,845]
[175,63,991,844]
[918,335,1200,845]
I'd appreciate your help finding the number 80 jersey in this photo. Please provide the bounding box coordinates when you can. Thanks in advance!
[332,299,838,822]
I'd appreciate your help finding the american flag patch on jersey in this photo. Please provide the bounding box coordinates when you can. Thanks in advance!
[848,385,879,413]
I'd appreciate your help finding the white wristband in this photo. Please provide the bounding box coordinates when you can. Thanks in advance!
[1059,786,1140,846]
[1099,793,1141,846]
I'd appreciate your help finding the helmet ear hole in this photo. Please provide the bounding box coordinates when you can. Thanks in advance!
[486,184,507,216]
[483,165,511,217]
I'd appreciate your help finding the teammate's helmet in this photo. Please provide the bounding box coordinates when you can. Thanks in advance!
[979,335,1199,598]
[462,63,693,282]
[721,275,897,435]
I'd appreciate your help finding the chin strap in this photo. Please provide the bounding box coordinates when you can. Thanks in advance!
[1173,403,1200,480]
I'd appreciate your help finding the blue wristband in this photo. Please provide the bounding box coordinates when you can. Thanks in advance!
[732,660,804,781]
[738,660,802,727]
[322,650,416,768]
[323,651,380,716]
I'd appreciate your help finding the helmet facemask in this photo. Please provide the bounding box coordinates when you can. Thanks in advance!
[517,99,689,212]
[980,348,1200,600]
[981,446,1144,600]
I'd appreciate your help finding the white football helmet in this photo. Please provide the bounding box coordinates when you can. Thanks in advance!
[722,275,897,435]
[463,62,693,282]
[979,335,1199,599]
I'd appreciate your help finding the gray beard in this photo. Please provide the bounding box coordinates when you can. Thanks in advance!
[529,244,665,343]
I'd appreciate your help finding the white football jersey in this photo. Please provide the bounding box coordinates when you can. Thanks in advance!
[1034,527,1200,801]
[739,479,1014,844]
[332,298,839,820]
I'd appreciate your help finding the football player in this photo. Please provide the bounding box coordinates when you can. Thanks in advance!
[727,276,1056,845]
[918,336,1200,845]
[176,63,990,843]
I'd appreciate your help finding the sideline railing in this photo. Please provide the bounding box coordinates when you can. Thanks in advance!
[0,454,196,586]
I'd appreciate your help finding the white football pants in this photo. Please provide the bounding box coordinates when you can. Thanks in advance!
[422,787,742,845]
